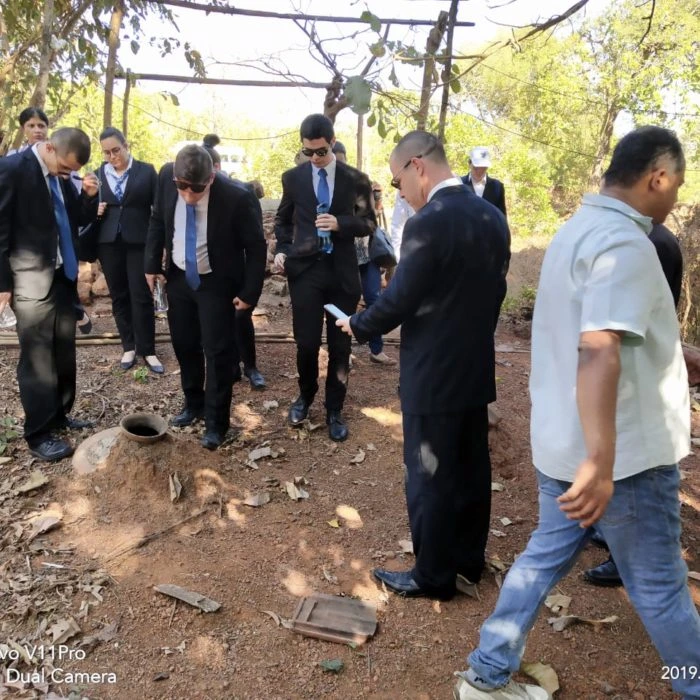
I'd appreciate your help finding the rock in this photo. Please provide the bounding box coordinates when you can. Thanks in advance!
[488,404,502,429]
[78,261,94,284]
[683,344,700,386]
[92,272,110,297]
[77,281,92,305]
[266,276,288,296]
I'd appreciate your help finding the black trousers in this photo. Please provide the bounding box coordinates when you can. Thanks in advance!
[166,266,236,434]
[403,406,492,595]
[14,269,76,446]
[235,306,256,369]
[288,256,359,412]
[98,239,155,356]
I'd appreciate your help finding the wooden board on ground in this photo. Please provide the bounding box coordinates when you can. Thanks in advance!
[291,593,377,645]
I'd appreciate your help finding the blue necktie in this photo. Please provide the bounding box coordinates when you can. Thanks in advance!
[48,176,78,281]
[185,204,200,290]
[317,168,329,206]
[113,169,130,202]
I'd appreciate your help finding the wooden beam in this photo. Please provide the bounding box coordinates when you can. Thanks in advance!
[149,0,476,27]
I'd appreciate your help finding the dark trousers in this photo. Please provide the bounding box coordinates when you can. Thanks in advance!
[235,306,256,369]
[98,240,155,356]
[14,269,76,446]
[358,260,383,355]
[403,406,492,594]
[166,266,236,434]
[288,256,359,412]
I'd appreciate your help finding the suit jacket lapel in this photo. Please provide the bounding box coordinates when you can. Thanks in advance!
[330,162,346,212]
[300,162,316,208]
[120,159,139,203]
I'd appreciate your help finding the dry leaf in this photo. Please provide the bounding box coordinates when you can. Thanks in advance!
[249,446,272,461]
[243,492,270,507]
[169,473,182,502]
[307,422,323,432]
[336,504,362,528]
[545,594,571,614]
[398,539,414,554]
[688,571,700,582]
[327,519,340,528]
[285,481,309,501]
[490,529,506,538]
[0,457,11,465]
[548,614,618,632]
[16,470,49,494]
[262,400,279,411]
[261,609,293,629]
[80,621,118,651]
[49,617,81,644]
[322,566,338,584]
[319,659,344,673]
[491,481,505,492]
[366,443,376,451]
[350,448,366,464]
[487,555,508,572]
[500,517,513,527]
[520,660,560,696]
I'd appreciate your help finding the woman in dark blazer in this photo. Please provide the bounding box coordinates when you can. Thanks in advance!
[94,127,162,372]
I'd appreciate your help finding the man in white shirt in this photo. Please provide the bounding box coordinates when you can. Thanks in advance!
[461,147,507,218]
[454,126,699,700]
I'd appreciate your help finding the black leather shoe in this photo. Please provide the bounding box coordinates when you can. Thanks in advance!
[29,437,74,462]
[326,410,348,442]
[77,312,92,335]
[201,430,226,450]
[589,532,610,550]
[62,416,95,430]
[170,408,204,427]
[244,367,266,390]
[288,396,310,426]
[583,556,622,587]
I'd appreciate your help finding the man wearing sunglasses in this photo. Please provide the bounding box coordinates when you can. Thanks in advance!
[145,145,266,450]
[336,131,510,599]
[274,114,376,442]
[0,128,99,461]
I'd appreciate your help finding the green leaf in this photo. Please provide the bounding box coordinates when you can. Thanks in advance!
[369,40,386,58]
[360,10,381,33]
[130,40,139,55]
[377,119,387,139]
[318,659,344,673]
[389,66,399,88]
[450,78,461,93]
[366,112,376,127]
[344,75,372,115]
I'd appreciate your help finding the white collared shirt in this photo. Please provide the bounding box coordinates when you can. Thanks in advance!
[103,156,134,195]
[530,193,689,481]
[427,176,462,202]
[172,190,212,274]
[312,156,336,205]
[32,143,63,268]
[469,173,487,198]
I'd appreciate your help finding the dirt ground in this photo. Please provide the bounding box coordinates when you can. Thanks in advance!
[0,283,699,700]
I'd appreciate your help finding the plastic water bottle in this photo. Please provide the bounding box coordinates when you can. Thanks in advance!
[153,279,168,314]
[0,305,16,329]
[316,203,333,254]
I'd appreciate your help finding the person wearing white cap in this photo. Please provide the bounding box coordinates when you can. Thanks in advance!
[462,147,507,218]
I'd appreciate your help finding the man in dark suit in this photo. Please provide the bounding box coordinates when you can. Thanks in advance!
[462,147,507,218]
[145,145,266,449]
[0,128,99,461]
[273,114,376,442]
[337,131,511,599]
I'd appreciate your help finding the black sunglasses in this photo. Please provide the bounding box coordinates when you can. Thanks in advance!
[390,142,438,189]
[173,178,208,194]
[301,147,329,158]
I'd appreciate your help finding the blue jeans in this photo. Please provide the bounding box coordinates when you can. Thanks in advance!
[359,261,383,355]
[468,466,700,699]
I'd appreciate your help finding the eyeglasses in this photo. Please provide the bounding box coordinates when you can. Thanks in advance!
[173,178,208,194]
[102,145,125,158]
[390,142,438,189]
[301,147,329,158]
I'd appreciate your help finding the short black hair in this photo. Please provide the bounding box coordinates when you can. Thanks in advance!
[393,130,447,165]
[18,107,49,127]
[300,114,334,143]
[203,144,221,167]
[332,140,346,155]
[603,126,685,187]
[174,144,213,182]
[99,126,126,144]
[51,127,91,165]
[203,133,221,149]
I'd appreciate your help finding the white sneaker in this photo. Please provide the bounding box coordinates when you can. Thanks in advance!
[453,673,550,700]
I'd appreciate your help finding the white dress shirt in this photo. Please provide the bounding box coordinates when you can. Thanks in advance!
[172,190,212,274]
[32,144,63,268]
[427,176,463,202]
[312,156,336,205]
[468,173,487,198]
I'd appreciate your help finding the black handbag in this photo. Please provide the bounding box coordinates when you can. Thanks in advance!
[369,226,397,268]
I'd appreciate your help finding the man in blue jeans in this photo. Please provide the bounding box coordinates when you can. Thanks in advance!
[454,126,700,700]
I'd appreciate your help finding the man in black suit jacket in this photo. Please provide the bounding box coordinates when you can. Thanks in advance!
[145,145,266,449]
[462,146,507,218]
[0,128,99,461]
[338,131,511,599]
[273,114,376,442]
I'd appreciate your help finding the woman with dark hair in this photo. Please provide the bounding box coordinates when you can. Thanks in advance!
[7,107,49,155]
[93,127,162,372]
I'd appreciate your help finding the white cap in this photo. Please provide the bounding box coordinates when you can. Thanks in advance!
[470,147,491,167]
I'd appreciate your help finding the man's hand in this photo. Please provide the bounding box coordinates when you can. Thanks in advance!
[0,291,11,315]
[272,253,287,275]
[145,273,165,294]
[558,457,614,527]
[336,317,352,337]
[233,297,251,311]
[315,213,339,232]
[81,173,100,197]
[97,202,107,217]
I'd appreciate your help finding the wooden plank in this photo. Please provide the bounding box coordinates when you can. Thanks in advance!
[291,594,377,645]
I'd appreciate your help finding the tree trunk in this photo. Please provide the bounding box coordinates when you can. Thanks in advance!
[416,11,448,131]
[438,0,459,141]
[122,70,132,138]
[587,102,620,189]
[356,113,364,171]
[104,1,126,130]
[28,0,56,111]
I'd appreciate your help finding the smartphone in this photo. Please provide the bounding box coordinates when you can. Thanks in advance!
[324,304,349,321]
